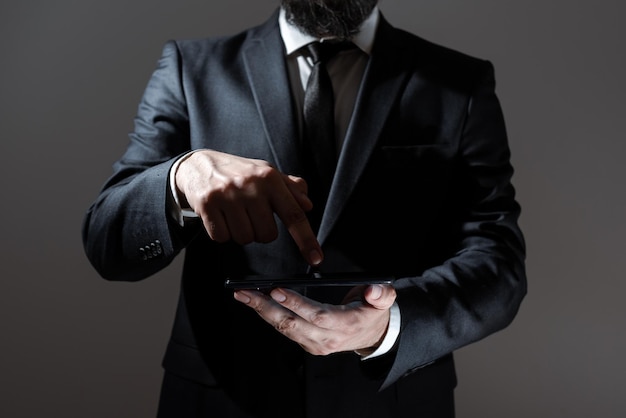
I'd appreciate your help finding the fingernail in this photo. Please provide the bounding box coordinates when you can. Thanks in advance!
[370,285,382,300]
[233,291,251,304]
[309,249,323,266]
[271,289,287,303]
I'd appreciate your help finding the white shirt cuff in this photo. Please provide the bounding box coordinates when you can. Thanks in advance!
[168,151,201,226]
[360,301,400,360]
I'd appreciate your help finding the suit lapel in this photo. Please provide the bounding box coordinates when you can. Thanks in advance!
[242,15,413,247]
[243,14,302,176]
[318,18,412,244]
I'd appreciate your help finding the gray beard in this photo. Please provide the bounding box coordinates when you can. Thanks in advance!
[281,0,377,40]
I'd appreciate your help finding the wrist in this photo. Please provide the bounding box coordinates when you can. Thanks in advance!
[173,153,194,207]
[356,302,400,360]
[168,151,201,225]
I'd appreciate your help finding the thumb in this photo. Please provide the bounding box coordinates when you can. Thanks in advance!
[364,284,396,310]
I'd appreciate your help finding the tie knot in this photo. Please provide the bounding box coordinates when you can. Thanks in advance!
[306,41,354,64]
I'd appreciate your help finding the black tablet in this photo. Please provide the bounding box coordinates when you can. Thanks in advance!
[224,272,394,290]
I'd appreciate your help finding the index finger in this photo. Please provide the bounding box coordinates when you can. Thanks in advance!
[270,191,323,266]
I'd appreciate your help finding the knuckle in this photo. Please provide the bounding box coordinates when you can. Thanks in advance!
[255,164,277,179]
[189,190,211,211]
[231,167,277,198]
[250,299,265,315]
[323,338,341,354]
[311,338,339,356]
[309,308,331,328]
[275,315,298,333]
[221,180,244,198]
[289,175,307,189]
[287,299,302,312]
[193,190,224,215]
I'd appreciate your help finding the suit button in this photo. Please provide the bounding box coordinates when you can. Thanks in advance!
[140,240,163,260]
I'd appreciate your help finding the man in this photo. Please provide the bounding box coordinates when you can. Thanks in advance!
[82,1,526,417]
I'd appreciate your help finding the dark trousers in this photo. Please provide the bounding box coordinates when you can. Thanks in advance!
[156,371,455,418]
[157,372,257,418]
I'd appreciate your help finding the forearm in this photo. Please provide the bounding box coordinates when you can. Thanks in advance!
[380,60,526,388]
[82,40,203,281]
[82,159,197,281]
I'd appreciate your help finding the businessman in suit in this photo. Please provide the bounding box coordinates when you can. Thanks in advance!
[82,1,526,417]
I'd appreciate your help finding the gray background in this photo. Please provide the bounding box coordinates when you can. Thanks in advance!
[1,0,624,417]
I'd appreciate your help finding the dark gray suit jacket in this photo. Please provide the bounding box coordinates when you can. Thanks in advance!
[82,9,526,418]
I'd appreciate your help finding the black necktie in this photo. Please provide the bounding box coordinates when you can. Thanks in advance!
[302,41,346,231]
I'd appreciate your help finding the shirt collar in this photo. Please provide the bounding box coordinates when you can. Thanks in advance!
[279,6,379,56]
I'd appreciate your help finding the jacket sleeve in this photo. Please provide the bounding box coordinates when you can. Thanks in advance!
[382,61,527,389]
[82,41,201,281]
